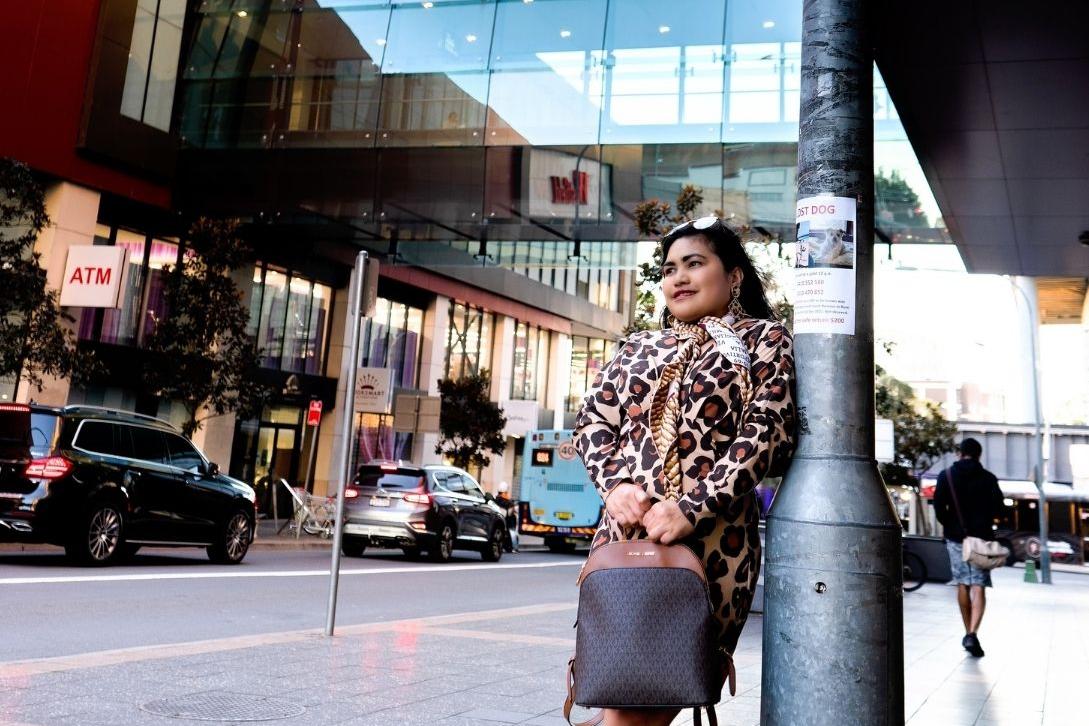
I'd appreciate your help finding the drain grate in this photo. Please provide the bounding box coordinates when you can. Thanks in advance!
[141,691,306,722]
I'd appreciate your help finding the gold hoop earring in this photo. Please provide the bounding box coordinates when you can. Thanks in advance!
[728,284,746,319]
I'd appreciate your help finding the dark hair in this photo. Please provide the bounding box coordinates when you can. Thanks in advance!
[957,437,983,459]
[660,219,774,324]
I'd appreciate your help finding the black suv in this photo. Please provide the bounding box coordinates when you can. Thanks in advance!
[342,461,508,563]
[0,404,256,565]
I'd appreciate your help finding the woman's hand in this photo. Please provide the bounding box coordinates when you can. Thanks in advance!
[643,500,695,544]
[605,483,653,528]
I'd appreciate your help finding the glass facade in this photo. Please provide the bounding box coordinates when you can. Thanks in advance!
[122,0,186,131]
[177,0,946,250]
[248,263,333,374]
[445,302,494,379]
[437,241,630,312]
[360,296,424,389]
[510,321,549,403]
[566,335,616,414]
[78,225,180,346]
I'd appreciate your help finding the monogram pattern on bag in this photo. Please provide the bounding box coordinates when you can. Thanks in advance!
[574,568,721,708]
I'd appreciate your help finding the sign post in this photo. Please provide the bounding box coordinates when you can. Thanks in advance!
[325,251,368,637]
[303,400,322,494]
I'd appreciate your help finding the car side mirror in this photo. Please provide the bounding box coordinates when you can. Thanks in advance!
[484,492,495,503]
[203,461,220,477]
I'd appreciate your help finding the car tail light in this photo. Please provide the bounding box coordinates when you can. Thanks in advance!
[0,403,31,413]
[379,462,398,472]
[344,487,360,499]
[403,493,431,505]
[24,456,73,479]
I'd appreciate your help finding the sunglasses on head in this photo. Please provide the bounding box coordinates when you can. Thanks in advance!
[666,215,721,236]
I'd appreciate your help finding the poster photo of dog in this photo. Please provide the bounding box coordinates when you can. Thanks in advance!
[795,219,855,269]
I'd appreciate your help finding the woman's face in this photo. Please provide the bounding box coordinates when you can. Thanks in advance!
[661,235,742,323]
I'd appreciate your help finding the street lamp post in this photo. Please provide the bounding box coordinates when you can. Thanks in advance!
[1009,276,1052,584]
[761,1,904,724]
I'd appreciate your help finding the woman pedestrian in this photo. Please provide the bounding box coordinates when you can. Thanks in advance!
[574,218,797,726]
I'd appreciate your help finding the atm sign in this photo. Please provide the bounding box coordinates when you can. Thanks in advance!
[59,246,127,308]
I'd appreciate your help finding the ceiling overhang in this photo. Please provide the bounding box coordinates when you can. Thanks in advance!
[874,1,1089,289]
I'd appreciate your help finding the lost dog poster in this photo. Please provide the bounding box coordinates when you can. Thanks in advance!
[794,196,857,335]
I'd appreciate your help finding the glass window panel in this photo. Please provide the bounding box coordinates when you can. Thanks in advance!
[258,270,288,368]
[399,306,422,388]
[120,0,156,122]
[282,277,314,373]
[486,0,607,146]
[567,336,588,413]
[143,0,185,131]
[306,283,332,375]
[247,266,264,339]
[729,91,781,123]
[730,43,781,92]
[100,230,147,346]
[382,1,495,75]
[536,328,550,405]
[479,311,493,373]
[378,71,489,147]
[143,239,179,340]
[512,321,527,399]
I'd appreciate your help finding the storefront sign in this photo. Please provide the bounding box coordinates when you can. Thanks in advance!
[501,399,539,438]
[525,149,613,220]
[354,367,392,413]
[306,400,323,426]
[793,195,857,335]
[59,246,127,308]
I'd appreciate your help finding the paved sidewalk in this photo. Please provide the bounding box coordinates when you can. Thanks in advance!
[2,568,1087,725]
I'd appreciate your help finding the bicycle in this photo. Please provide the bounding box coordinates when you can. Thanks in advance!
[902,548,927,592]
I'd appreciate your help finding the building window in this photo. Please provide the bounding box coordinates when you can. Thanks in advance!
[360,297,425,389]
[445,302,494,380]
[511,321,550,403]
[248,264,333,375]
[566,336,616,414]
[121,0,186,132]
[77,225,180,347]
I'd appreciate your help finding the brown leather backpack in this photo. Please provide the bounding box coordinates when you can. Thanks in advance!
[563,539,736,726]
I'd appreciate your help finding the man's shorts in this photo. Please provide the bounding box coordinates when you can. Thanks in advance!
[946,540,992,587]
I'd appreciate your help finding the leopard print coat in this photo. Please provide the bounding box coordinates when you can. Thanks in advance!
[574,317,796,653]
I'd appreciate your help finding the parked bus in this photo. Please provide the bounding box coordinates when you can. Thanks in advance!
[518,429,602,552]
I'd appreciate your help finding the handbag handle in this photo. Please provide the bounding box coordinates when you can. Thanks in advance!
[563,654,734,726]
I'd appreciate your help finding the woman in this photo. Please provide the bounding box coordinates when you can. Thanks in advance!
[574,218,796,726]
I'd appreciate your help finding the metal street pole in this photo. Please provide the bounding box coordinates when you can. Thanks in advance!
[325,250,367,636]
[761,1,904,724]
[1011,276,1052,584]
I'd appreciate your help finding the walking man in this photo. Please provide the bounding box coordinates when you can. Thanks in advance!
[933,438,1005,657]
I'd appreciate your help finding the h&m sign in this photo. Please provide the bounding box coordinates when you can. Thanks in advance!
[59,246,127,308]
[549,171,589,205]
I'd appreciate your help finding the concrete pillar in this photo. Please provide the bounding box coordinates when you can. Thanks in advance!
[17,182,101,406]
[192,409,237,471]
[411,295,450,467]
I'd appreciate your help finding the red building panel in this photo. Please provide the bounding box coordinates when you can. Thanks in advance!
[0,0,170,207]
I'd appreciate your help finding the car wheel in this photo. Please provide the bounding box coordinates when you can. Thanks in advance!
[207,510,253,564]
[481,526,504,562]
[342,538,366,557]
[430,522,454,562]
[67,503,125,566]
